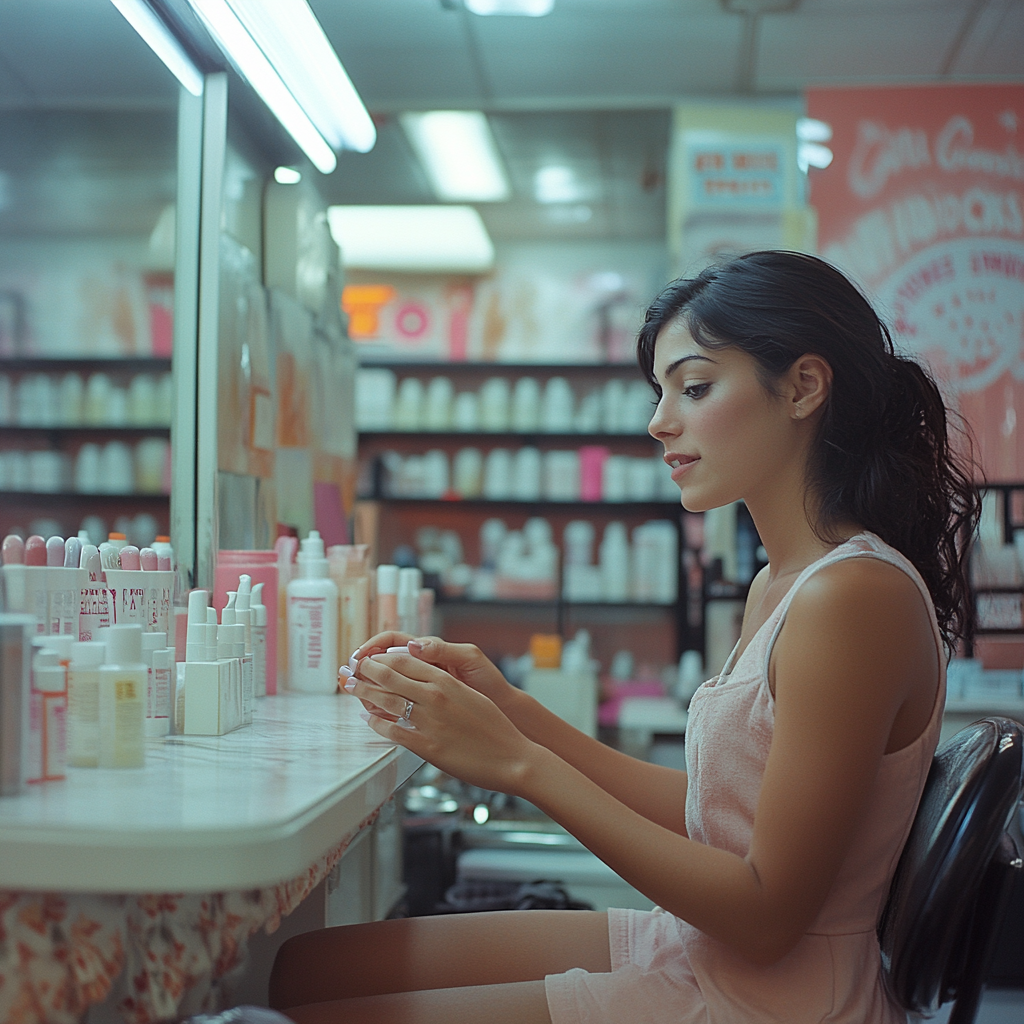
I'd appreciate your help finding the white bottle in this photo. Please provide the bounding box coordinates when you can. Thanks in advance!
[142,631,170,736]
[98,624,146,768]
[26,644,67,783]
[250,582,268,698]
[397,567,422,635]
[68,640,105,767]
[287,531,339,693]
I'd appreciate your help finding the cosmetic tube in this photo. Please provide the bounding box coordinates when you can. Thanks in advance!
[142,631,170,737]
[77,544,110,641]
[26,640,67,782]
[250,582,268,698]
[2,535,27,616]
[0,614,33,795]
[22,536,48,635]
[375,564,400,635]
[68,640,104,767]
[275,536,298,691]
[397,567,422,636]
[98,624,145,768]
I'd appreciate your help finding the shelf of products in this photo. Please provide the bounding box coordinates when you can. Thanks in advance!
[0,356,173,541]
[356,362,690,677]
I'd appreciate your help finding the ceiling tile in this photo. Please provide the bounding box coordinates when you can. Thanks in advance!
[0,0,178,106]
[474,10,742,101]
[311,0,482,107]
[757,8,967,88]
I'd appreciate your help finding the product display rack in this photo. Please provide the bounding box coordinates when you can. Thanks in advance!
[356,361,692,669]
[0,355,173,539]
[968,482,1024,649]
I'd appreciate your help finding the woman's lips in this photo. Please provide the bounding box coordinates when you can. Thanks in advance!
[667,455,699,482]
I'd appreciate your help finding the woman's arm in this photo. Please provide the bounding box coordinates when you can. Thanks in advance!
[352,632,688,835]
[354,558,934,965]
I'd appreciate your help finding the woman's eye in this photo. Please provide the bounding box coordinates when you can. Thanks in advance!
[683,383,711,400]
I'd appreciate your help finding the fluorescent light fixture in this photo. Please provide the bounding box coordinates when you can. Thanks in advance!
[466,0,555,14]
[220,0,376,154]
[797,117,833,143]
[798,141,834,173]
[401,111,510,203]
[186,0,337,173]
[534,165,582,204]
[328,206,495,273]
[110,0,204,96]
[274,166,302,184]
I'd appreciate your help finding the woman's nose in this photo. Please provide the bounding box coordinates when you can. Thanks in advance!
[648,398,677,441]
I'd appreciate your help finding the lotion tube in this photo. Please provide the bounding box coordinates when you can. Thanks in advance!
[68,640,104,767]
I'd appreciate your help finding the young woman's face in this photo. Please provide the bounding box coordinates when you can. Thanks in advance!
[648,317,803,513]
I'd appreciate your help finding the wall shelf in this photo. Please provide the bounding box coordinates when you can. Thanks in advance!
[0,357,172,373]
[0,490,169,500]
[360,496,682,512]
[0,425,170,436]
[359,430,655,443]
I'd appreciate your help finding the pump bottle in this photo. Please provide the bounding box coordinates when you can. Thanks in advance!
[286,531,339,693]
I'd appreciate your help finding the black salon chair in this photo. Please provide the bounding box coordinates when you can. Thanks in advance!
[879,717,1024,1024]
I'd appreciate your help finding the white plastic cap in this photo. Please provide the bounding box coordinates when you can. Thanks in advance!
[187,589,209,624]
[142,631,167,652]
[236,575,251,609]
[250,582,267,627]
[105,624,143,665]
[41,635,75,662]
[71,640,105,667]
[221,592,237,625]
[297,531,329,579]
[376,564,399,595]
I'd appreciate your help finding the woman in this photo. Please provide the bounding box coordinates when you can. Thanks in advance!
[269,251,979,1023]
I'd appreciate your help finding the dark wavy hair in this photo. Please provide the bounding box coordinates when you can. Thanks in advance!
[637,250,980,651]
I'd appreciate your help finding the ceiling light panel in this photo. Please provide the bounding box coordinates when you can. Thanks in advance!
[221,0,376,154]
[401,111,510,203]
[466,0,555,15]
[110,0,204,96]
[187,0,337,172]
[327,205,495,273]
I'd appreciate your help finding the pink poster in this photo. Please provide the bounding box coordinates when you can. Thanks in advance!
[807,83,1024,481]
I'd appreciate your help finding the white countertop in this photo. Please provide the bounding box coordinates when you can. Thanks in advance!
[0,694,422,893]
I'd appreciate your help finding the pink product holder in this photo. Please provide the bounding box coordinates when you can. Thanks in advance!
[578,446,610,502]
[214,550,279,694]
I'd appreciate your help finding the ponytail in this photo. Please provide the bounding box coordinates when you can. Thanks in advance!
[637,251,981,651]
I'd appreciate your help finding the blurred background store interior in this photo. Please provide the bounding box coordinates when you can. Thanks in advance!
[0,4,1022,1017]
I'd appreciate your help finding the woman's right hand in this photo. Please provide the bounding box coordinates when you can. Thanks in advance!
[350,632,517,713]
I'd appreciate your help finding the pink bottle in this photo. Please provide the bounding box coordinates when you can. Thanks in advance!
[579,446,610,503]
[213,550,279,694]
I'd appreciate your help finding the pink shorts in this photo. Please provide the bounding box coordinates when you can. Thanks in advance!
[544,907,706,1024]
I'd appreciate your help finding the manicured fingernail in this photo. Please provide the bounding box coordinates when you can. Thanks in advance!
[348,653,360,670]
[409,639,427,651]
[339,665,353,679]
[386,645,409,654]
[396,719,416,730]
[359,711,372,722]
[343,680,357,692]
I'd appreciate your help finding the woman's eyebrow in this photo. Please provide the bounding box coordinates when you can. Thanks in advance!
[663,353,717,378]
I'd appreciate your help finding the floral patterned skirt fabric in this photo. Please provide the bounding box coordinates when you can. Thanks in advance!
[0,811,378,1024]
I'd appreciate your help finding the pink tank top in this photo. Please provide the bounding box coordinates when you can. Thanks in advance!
[680,532,945,1022]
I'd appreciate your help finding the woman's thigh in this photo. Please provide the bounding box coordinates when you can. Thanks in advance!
[269,909,611,1010]
[281,980,552,1024]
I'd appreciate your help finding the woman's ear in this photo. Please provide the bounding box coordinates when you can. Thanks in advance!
[787,354,832,420]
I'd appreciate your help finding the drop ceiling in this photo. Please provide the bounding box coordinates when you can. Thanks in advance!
[0,0,1020,242]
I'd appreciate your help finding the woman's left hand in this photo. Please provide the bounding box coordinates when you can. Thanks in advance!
[344,650,539,795]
